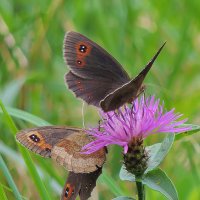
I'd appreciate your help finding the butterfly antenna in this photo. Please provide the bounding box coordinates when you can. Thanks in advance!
[82,102,85,129]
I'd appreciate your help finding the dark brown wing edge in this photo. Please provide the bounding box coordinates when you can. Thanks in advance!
[100,42,166,112]
[131,41,166,86]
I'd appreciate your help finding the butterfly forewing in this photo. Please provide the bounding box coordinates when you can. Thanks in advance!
[16,126,80,158]
[63,31,130,82]
[63,31,131,107]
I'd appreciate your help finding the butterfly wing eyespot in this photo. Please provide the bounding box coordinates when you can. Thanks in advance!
[76,59,86,67]
[64,184,75,200]
[79,44,87,53]
[61,168,103,200]
[75,41,92,56]
[26,131,52,149]
[29,133,41,143]
[16,130,53,158]
[75,42,92,68]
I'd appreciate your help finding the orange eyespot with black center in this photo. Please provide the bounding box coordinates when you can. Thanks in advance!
[77,60,82,65]
[29,134,40,143]
[79,44,87,53]
[26,131,52,150]
[65,184,74,199]
[75,41,91,56]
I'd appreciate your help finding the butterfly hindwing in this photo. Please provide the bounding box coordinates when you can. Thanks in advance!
[61,167,102,200]
[65,71,121,107]
[51,131,106,173]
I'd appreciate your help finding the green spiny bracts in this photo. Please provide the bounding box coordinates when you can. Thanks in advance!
[123,137,148,177]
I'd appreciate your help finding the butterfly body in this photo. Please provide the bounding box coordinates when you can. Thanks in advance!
[64,31,165,112]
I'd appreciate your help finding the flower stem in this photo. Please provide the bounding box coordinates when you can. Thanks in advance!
[136,180,145,200]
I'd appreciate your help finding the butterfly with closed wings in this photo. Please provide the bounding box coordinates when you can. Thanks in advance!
[64,31,165,112]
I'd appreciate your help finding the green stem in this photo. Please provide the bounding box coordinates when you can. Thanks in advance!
[136,180,145,200]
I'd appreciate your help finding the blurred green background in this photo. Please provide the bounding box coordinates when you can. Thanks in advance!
[0,0,200,199]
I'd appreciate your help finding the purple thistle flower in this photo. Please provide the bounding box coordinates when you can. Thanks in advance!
[83,95,192,154]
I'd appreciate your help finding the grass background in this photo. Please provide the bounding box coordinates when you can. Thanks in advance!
[0,0,200,199]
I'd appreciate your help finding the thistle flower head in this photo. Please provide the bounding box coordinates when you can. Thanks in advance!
[83,96,191,154]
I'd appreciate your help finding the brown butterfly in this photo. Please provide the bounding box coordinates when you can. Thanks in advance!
[16,126,106,200]
[63,31,165,112]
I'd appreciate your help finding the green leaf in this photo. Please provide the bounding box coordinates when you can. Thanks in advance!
[175,124,200,141]
[119,165,135,182]
[0,155,22,200]
[143,168,178,200]
[0,100,51,200]
[145,133,174,173]
[0,106,51,127]
[112,196,135,200]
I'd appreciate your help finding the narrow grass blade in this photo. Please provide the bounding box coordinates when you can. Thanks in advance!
[0,155,22,200]
[112,197,135,200]
[0,100,51,200]
[0,106,51,126]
